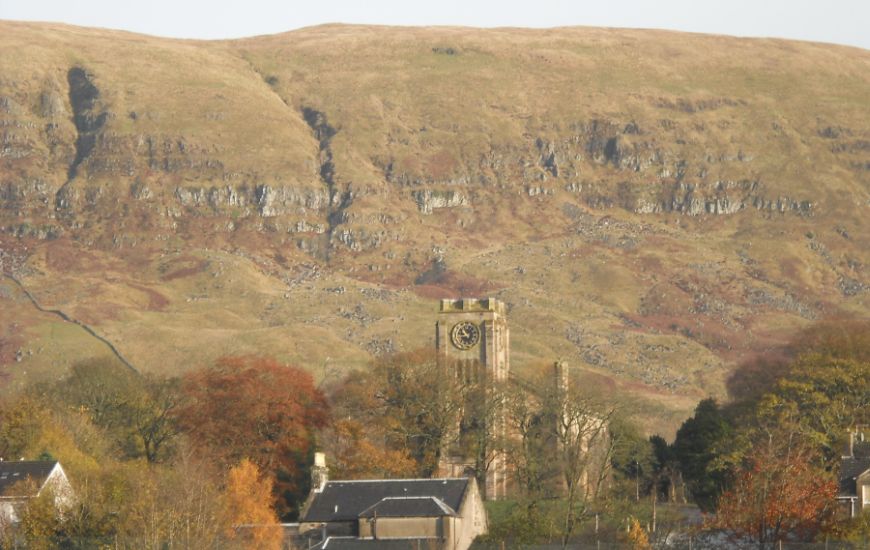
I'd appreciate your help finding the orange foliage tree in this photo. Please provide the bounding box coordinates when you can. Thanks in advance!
[178,355,329,518]
[325,417,417,479]
[326,349,465,478]
[223,459,283,550]
[714,398,837,545]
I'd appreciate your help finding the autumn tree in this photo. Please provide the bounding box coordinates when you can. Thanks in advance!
[324,367,418,479]
[456,377,508,495]
[0,393,105,478]
[177,355,329,518]
[768,352,870,459]
[128,375,183,463]
[552,387,614,547]
[503,365,614,547]
[4,479,60,550]
[723,319,870,456]
[714,397,837,546]
[160,455,224,548]
[45,359,182,463]
[0,395,53,461]
[726,319,870,405]
[222,459,283,550]
[55,359,139,428]
[98,456,226,549]
[329,348,516,503]
[329,350,467,477]
[626,517,651,550]
[681,320,870,542]
[322,417,417,479]
[504,378,560,506]
[0,362,239,547]
[58,463,136,547]
[374,350,467,476]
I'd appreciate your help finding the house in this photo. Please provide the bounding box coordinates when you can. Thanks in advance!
[838,428,870,518]
[0,460,74,526]
[838,457,870,517]
[299,454,487,550]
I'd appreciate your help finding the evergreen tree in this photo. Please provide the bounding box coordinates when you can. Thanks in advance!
[672,398,731,511]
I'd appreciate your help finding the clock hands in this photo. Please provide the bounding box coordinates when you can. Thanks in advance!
[451,322,480,349]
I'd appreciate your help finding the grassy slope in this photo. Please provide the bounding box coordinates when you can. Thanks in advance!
[0,22,868,434]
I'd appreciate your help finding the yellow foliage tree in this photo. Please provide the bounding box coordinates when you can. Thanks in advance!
[0,395,100,475]
[223,459,283,550]
[326,418,417,479]
[15,480,59,550]
[626,516,651,550]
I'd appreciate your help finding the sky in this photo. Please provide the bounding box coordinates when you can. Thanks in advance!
[1,0,868,50]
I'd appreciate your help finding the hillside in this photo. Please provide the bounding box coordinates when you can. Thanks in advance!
[0,22,868,432]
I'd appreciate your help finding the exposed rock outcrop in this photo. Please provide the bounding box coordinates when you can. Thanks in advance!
[412,189,468,214]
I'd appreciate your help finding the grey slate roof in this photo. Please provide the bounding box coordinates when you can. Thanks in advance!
[839,457,870,496]
[320,537,441,549]
[0,461,57,497]
[358,496,456,518]
[304,478,470,523]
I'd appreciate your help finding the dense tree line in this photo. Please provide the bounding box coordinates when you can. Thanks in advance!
[0,354,327,548]
[3,319,865,548]
[618,320,870,547]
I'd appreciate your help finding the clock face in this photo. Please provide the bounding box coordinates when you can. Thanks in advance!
[451,322,480,350]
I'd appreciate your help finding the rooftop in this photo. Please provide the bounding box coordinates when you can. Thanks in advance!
[0,461,58,498]
[304,478,470,523]
[838,457,870,497]
[358,496,456,518]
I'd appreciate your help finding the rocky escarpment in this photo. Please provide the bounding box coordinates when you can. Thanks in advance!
[172,183,329,236]
[0,25,863,274]
[617,180,812,217]
[372,113,821,222]
[2,39,854,262]
[412,189,468,214]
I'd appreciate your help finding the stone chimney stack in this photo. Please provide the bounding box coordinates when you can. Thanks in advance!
[312,452,329,492]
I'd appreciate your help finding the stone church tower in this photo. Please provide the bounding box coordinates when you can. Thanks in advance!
[435,298,509,500]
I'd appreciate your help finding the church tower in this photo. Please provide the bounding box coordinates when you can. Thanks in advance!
[436,297,509,500]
